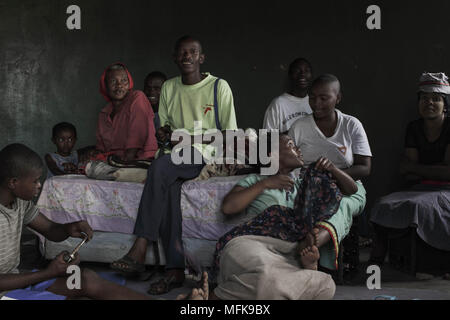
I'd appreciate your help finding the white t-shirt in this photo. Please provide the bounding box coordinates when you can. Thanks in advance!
[288,109,372,169]
[263,93,312,133]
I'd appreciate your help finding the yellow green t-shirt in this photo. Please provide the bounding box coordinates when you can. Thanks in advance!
[158,73,238,160]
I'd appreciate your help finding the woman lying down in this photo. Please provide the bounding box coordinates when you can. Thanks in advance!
[186,133,358,300]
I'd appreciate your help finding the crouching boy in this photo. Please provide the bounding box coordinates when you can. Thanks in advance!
[0,143,157,300]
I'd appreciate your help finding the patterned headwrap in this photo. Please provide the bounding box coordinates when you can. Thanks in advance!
[418,72,450,95]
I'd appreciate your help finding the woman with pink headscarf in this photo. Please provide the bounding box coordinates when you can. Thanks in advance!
[96,63,158,161]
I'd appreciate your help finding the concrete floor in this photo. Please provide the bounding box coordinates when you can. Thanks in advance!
[333,250,450,300]
[18,234,450,300]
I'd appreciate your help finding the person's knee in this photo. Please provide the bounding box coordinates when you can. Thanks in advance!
[80,268,102,295]
[148,154,172,177]
[316,275,336,300]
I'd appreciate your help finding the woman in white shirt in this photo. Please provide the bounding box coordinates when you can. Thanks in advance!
[288,74,372,272]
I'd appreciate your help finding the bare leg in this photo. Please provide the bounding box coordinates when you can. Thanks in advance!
[315,228,331,248]
[297,228,320,254]
[47,268,152,300]
[49,268,207,300]
[125,237,148,264]
[368,224,389,266]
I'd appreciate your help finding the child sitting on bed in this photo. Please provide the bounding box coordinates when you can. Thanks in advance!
[0,143,207,300]
[44,122,80,178]
[143,71,167,130]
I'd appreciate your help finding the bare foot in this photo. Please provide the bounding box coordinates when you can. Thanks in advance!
[176,271,209,300]
[300,245,320,271]
[297,228,320,254]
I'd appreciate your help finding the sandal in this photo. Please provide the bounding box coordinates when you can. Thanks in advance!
[110,255,146,275]
[147,274,184,295]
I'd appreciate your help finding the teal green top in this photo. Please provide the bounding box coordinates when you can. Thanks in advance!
[237,174,368,271]
[236,173,303,216]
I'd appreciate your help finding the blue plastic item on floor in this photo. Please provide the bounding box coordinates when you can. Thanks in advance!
[374,295,397,300]
[3,271,126,300]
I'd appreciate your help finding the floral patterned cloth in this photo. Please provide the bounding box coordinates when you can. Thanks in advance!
[212,164,342,274]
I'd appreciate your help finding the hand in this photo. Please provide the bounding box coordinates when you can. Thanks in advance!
[62,163,78,174]
[45,251,80,278]
[78,146,98,163]
[64,221,93,241]
[399,159,415,175]
[157,125,172,142]
[314,157,337,173]
[262,174,294,191]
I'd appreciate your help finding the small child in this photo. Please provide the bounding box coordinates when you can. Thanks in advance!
[45,122,79,178]
[143,71,167,130]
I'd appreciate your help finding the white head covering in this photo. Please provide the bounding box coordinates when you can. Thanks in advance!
[418,72,450,95]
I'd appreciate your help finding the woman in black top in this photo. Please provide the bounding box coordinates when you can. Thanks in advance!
[369,72,450,268]
[401,80,450,182]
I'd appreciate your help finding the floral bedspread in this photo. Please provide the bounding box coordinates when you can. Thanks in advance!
[181,175,251,240]
[36,175,143,234]
[37,174,247,240]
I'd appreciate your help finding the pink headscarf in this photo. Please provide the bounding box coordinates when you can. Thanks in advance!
[99,62,134,102]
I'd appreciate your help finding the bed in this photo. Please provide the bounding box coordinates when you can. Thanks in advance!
[35,174,248,268]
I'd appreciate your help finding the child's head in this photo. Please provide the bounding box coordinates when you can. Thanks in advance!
[173,35,205,75]
[143,71,167,112]
[52,122,77,156]
[0,143,44,200]
[308,74,342,119]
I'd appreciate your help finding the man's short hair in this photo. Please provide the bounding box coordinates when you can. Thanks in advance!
[288,58,313,75]
[0,143,44,184]
[52,122,77,139]
[310,74,342,94]
[174,35,203,54]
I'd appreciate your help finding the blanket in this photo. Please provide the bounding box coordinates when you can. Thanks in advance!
[84,155,151,183]
[370,184,450,251]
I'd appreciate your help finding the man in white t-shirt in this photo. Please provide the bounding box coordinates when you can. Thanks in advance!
[263,58,313,133]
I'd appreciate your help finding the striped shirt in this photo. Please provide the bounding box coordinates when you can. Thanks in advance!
[0,199,39,297]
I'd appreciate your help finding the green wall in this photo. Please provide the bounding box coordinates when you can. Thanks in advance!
[1,0,450,227]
